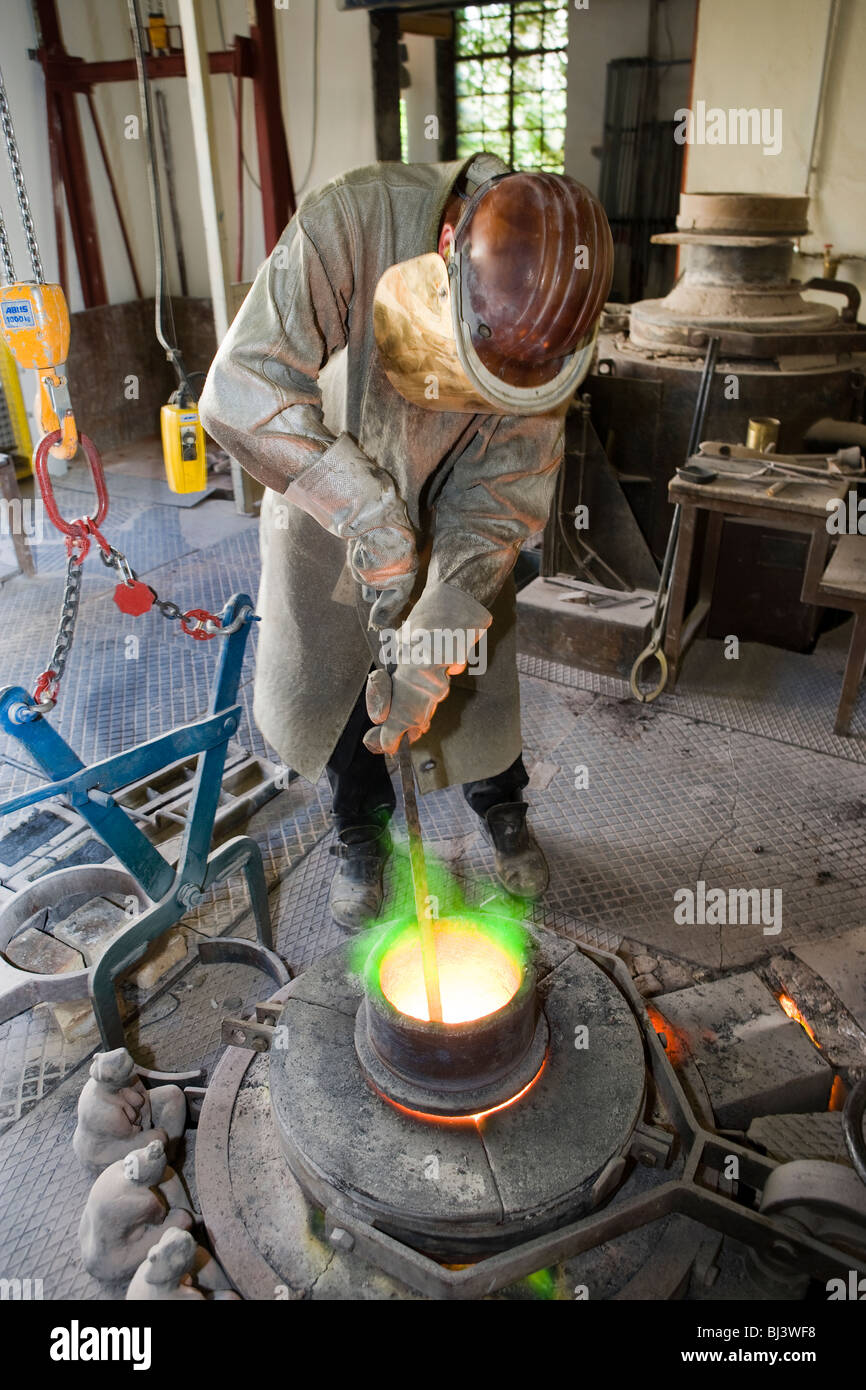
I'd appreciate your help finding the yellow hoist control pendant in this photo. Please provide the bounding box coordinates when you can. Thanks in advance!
[160,399,207,494]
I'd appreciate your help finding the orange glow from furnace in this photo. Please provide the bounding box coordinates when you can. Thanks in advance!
[778,992,820,1047]
[380,918,521,1024]
[374,1056,547,1126]
[646,1003,688,1066]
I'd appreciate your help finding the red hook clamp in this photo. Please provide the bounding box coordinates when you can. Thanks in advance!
[33,670,59,706]
[180,609,221,641]
[33,430,109,544]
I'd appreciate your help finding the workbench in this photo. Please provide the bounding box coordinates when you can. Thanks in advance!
[663,454,859,730]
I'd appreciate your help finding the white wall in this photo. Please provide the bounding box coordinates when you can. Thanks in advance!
[0,3,63,291]
[403,32,442,164]
[565,0,697,193]
[810,0,866,301]
[0,0,376,312]
[685,0,866,303]
[276,0,376,201]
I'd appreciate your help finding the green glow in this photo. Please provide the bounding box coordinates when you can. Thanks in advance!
[524,1267,557,1299]
[347,842,530,995]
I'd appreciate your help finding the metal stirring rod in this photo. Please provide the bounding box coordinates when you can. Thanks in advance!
[396,737,443,1023]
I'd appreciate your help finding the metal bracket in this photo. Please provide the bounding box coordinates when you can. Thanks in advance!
[221,1015,276,1053]
[629,1120,676,1170]
[254,1000,284,1025]
[219,987,292,1053]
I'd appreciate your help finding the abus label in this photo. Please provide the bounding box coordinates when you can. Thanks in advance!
[1,300,36,329]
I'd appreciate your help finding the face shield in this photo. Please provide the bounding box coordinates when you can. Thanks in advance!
[373,171,614,417]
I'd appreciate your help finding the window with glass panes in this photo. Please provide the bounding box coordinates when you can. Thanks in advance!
[454,2,569,172]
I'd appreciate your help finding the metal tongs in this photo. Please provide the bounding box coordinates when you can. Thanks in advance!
[692,441,864,496]
[629,337,720,703]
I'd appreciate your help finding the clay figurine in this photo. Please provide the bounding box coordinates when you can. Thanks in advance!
[126,1227,239,1301]
[73,1047,186,1172]
[79,1139,195,1283]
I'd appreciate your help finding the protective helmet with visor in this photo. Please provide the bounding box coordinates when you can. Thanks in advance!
[373,169,614,416]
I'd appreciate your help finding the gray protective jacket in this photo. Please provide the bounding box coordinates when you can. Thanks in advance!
[199,154,565,794]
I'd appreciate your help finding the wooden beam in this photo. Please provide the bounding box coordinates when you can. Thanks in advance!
[435,34,457,161]
[37,50,247,88]
[400,13,453,39]
[250,0,295,250]
[369,10,402,162]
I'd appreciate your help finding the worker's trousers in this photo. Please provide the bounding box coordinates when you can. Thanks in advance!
[326,680,528,832]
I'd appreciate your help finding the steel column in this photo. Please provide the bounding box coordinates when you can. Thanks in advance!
[249,0,295,252]
[33,0,107,306]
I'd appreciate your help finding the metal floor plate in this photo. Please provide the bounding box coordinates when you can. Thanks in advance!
[519,617,866,760]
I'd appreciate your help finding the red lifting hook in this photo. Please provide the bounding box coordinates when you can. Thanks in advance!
[33,430,109,546]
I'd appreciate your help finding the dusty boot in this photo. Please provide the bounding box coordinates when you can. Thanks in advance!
[480,801,549,899]
[328,818,391,932]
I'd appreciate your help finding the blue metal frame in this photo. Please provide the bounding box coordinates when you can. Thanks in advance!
[0,592,287,1052]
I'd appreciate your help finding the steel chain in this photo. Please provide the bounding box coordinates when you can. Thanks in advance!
[99,545,248,635]
[0,203,15,286]
[34,551,84,707]
[0,63,44,283]
[33,543,249,708]
[2,67,249,703]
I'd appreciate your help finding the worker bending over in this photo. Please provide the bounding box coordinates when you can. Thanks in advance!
[200,152,613,930]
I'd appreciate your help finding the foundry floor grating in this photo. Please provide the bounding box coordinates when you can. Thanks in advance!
[519,616,866,762]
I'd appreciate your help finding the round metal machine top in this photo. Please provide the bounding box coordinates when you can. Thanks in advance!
[269,930,646,1260]
[628,191,848,352]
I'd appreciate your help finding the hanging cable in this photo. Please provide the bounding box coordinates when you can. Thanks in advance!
[214,0,262,191]
[0,66,44,283]
[127,0,195,402]
[154,88,189,297]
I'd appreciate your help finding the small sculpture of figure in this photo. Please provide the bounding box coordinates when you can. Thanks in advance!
[79,1139,195,1283]
[126,1227,239,1301]
[73,1047,186,1173]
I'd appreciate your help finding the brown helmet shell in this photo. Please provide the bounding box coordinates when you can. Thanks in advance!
[453,171,614,386]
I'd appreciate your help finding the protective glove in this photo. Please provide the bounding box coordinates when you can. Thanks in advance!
[358,571,417,632]
[283,432,418,601]
[363,581,492,755]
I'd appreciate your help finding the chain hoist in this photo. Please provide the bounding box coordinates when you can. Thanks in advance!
[0,64,77,461]
[0,62,254,713]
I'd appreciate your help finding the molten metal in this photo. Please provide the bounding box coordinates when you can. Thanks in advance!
[380,917,522,1025]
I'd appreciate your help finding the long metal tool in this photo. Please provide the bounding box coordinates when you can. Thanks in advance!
[396,738,442,1023]
[629,336,720,702]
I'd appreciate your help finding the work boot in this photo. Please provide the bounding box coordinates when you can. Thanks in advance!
[480,801,549,899]
[328,817,392,932]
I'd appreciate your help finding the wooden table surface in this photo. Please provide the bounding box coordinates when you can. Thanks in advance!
[669,458,849,518]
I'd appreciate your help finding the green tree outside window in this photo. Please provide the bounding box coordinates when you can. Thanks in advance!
[455,2,569,172]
